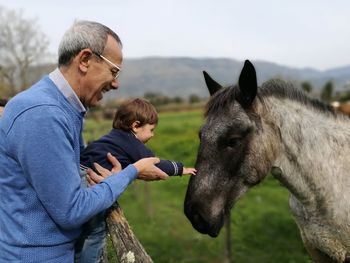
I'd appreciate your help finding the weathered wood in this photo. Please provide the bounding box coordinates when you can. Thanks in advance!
[106,202,153,263]
[100,244,109,263]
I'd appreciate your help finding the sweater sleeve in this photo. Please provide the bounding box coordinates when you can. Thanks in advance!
[7,106,137,229]
[157,159,183,176]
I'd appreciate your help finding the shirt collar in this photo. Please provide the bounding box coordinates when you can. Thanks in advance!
[49,68,86,114]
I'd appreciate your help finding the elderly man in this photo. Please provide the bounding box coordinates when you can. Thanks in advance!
[0,21,167,262]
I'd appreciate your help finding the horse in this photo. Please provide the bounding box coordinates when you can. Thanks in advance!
[184,60,350,263]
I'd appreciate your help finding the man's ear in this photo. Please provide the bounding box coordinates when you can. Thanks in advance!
[78,49,93,73]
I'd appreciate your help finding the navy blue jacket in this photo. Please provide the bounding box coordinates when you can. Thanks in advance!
[81,129,183,176]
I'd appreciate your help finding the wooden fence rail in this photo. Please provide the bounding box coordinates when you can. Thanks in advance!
[103,202,153,263]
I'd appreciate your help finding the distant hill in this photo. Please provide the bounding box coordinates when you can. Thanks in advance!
[29,57,350,99]
[115,57,350,99]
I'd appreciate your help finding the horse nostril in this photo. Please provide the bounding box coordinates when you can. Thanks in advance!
[193,213,203,225]
[184,199,224,237]
[191,212,210,234]
[186,207,224,238]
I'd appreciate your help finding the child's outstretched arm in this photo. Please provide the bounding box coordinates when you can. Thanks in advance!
[182,167,197,176]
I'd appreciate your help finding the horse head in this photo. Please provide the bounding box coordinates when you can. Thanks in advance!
[184,60,276,237]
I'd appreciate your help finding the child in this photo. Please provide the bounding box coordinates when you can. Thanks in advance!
[75,98,196,263]
[0,98,8,117]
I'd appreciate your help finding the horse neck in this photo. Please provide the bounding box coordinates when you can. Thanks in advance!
[261,97,350,206]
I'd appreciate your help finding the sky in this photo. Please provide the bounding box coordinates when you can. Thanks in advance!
[0,0,349,70]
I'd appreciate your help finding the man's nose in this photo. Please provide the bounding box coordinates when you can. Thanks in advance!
[111,78,119,89]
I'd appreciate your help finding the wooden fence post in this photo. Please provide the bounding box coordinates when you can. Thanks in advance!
[105,202,153,263]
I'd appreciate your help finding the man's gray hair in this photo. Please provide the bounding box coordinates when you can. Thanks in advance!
[58,20,122,66]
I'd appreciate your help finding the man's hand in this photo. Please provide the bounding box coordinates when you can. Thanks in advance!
[86,152,122,186]
[107,152,122,173]
[133,157,168,181]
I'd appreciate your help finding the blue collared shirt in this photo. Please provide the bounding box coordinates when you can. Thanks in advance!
[49,68,86,114]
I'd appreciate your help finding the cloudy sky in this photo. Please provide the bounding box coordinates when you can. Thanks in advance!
[0,0,349,70]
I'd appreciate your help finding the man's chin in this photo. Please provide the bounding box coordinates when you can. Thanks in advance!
[90,101,101,108]
[87,96,103,108]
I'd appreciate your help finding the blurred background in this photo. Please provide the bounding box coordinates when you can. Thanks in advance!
[0,1,349,262]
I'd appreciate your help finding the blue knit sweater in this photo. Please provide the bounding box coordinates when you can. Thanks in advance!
[0,76,137,262]
[81,129,183,176]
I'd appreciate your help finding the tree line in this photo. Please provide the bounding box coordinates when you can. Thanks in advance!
[301,80,350,103]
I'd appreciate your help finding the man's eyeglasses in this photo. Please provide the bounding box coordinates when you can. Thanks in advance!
[93,52,121,79]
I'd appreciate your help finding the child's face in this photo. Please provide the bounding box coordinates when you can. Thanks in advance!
[133,123,156,143]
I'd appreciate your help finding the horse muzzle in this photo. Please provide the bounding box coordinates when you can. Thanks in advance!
[184,201,224,237]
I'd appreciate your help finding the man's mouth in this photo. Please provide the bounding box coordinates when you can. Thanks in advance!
[101,87,110,93]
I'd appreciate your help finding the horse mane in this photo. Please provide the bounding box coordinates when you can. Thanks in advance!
[259,79,336,116]
[205,84,240,117]
[205,78,337,117]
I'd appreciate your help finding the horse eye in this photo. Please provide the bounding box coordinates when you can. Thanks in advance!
[227,137,240,148]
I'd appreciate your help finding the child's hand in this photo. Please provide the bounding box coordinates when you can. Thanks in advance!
[183,167,197,176]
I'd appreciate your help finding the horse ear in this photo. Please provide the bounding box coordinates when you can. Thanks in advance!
[203,71,222,96]
[238,60,257,107]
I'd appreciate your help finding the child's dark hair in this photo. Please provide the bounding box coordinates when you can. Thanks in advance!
[0,98,8,107]
[112,98,158,131]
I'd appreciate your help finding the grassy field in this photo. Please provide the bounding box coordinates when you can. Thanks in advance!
[83,110,310,263]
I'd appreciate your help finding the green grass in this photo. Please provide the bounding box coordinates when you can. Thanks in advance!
[83,110,310,263]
